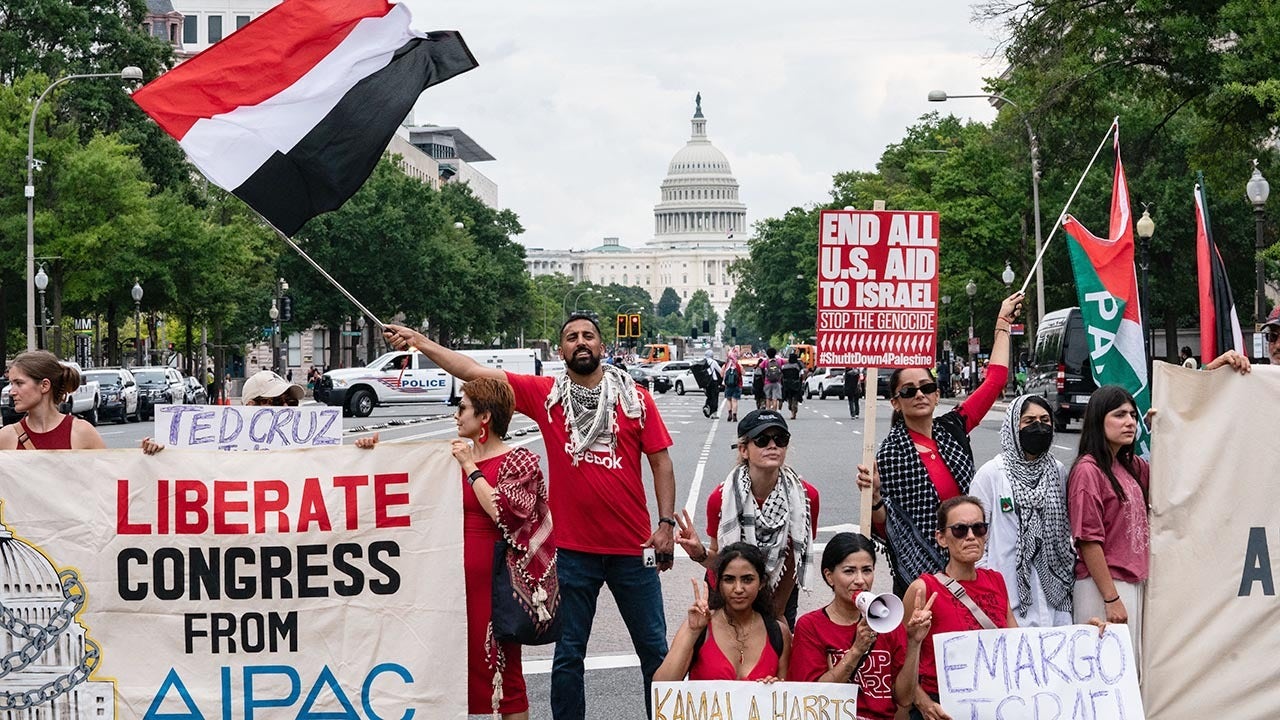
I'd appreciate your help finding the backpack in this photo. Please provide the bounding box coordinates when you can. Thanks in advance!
[724,366,740,386]
[764,359,783,382]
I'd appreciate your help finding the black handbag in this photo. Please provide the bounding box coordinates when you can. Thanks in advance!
[490,539,561,645]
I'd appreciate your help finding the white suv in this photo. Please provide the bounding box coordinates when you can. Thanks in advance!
[653,361,697,395]
[805,367,849,399]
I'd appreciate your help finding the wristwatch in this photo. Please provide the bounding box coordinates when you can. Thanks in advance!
[467,469,485,486]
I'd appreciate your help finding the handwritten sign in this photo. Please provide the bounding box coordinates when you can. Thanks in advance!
[651,681,858,720]
[816,209,939,368]
[935,625,1144,719]
[153,404,343,450]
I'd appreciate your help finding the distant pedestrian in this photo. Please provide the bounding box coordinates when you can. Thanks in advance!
[1179,346,1197,369]
[843,367,861,419]
[701,349,722,419]
[762,347,784,411]
[722,350,744,422]
[781,353,804,420]
[752,361,766,410]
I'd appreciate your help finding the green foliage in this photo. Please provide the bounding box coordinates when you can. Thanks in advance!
[657,287,682,316]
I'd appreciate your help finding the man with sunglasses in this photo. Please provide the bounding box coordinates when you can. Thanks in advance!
[381,313,677,720]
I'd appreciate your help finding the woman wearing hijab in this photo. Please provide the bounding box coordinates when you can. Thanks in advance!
[970,395,1074,627]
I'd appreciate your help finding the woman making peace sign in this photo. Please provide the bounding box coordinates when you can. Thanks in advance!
[654,543,791,682]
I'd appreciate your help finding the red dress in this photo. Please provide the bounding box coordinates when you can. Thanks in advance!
[16,415,74,449]
[687,620,780,681]
[463,452,527,715]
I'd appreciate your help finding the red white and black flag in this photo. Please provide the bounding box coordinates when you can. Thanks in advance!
[1193,175,1246,358]
[133,0,477,236]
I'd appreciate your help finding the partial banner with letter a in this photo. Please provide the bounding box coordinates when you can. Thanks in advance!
[0,443,466,720]
[1144,363,1280,718]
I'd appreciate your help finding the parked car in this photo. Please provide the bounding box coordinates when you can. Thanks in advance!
[183,375,210,405]
[324,348,538,417]
[1024,307,1098,431]
[804,367,848,399]
[132,367,186,420]
[652,360,698,395]
[627,366,672,394]
[1,361,101,425]
[82,368,141,423]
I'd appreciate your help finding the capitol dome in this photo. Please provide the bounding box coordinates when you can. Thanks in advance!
[649,94,747,250]
[0,524,64,601]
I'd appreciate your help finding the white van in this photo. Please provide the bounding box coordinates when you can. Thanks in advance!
[322,348,539,417]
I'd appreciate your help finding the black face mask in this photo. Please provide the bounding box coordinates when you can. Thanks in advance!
[1018,423,1054,456]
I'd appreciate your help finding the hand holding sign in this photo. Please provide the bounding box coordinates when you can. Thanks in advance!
[687,579,711,633]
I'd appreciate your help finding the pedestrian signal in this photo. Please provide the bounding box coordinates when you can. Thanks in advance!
[616,314,629,338]
[281,296,293,322]
[628,313,641,338]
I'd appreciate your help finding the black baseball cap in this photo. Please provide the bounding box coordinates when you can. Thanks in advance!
[733,409,789,446]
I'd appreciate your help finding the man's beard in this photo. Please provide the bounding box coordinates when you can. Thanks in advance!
[567,349,600,375]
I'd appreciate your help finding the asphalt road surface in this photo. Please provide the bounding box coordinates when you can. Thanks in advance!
[96,388,1080,718]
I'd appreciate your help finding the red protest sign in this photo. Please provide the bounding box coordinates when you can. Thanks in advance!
[816,210,939,368]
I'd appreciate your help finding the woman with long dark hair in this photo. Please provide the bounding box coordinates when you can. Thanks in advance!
[1068,385,1148,664]
[654,542,790,682]
[0,351,105,450]
[971,395,1074,627]
[858,292,1023,594]
[790,533,934,720]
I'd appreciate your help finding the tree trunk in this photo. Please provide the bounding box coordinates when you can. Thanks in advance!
[106,302,119,367]
[1163,305,1179,364]
[184,317,195,376]
[328,324,341,370]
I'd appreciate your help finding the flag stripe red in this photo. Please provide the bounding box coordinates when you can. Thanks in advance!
[132,0,394,139]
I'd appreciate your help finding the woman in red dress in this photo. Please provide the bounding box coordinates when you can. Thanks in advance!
[654,542,791,683]
[449,378,556,719]
[0,351,104,450]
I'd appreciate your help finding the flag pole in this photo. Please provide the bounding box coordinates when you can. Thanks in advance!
[1019,117,1120,295]
[261,218,387,331]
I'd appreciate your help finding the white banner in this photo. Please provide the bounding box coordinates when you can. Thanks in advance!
[934,625,1144,719]
[0,443,466,720]
[1144,363,1280,718]
[651,680,858,720]
[153,404,344,450]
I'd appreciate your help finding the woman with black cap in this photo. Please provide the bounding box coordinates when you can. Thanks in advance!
[675,409,819,627]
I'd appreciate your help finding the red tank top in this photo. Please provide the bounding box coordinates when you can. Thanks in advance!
[688,619,780,681]
[17,414,75,450]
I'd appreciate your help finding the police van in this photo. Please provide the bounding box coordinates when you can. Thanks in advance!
[322,348,538,417]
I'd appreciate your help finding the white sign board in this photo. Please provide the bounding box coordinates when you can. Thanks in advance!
[935,625,1144,719]
[153,404,344,450]
[651,681,858,720]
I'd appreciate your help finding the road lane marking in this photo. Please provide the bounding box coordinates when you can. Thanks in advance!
[682,412,722,518]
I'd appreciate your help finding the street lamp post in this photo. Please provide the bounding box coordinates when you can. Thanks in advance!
[27,66,144,351]
[966,278,977,393]
[131,279,144,368]
[34,264,49,351]
[1135,206,1155,370]
[269,277,288,374]
[929,90,1044,326]
[1247,160,1271,327]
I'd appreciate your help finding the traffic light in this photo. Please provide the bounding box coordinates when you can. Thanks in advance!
[731,326,737,338]
[691,325,698,339]
[702,319,710,334]
[280,296,293,322]
[616,313,629,338]
[628,313,641,338]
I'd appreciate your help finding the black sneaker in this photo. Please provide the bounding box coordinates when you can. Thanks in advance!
[702,405,711,418]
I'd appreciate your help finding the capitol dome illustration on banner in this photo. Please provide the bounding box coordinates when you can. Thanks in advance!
[0,513,114,720]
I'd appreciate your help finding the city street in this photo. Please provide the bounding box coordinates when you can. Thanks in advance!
[97,386,1080,718]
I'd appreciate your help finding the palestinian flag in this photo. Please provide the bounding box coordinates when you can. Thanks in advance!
[1194,176,1246,358]
[1062,121,1151,456]
[133,0,477,236]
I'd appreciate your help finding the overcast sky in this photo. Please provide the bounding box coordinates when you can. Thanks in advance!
[419,2,1009,252]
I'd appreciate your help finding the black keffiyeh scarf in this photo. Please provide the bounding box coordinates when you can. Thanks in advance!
[875,409,975,585]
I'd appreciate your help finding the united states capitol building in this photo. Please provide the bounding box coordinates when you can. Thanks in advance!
[524,96,748,314]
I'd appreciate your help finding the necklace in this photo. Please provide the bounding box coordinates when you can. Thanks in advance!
[724,614,749,666]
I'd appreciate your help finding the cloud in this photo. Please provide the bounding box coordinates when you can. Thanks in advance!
[417,2,1007,251]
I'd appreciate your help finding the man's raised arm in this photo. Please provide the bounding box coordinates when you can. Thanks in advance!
[382,324,504,382]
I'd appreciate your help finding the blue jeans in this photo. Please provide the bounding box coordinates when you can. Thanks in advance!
[551,549,668,719]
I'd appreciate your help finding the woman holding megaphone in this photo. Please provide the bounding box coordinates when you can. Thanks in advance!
[790,533,936,720]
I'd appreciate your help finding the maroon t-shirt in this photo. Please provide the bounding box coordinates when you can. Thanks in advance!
[1068,454,1150,583]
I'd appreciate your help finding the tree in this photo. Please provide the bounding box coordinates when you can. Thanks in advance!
[657,287,682,316]
[683,290,718,338]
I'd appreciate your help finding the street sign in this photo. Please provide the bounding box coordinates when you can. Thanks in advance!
[74,318,93,332]
[815,209,939,368]
[1010,323,1025,336]
[968,337,981,355]
[341,330,362,337]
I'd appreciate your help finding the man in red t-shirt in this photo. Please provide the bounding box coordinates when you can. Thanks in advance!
[384,313,677,720]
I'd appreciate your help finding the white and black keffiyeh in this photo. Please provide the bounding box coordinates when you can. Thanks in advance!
[716,464,811,591]
[1000,395,1074,615]
[545,363,644,463]
[875,409,975,585]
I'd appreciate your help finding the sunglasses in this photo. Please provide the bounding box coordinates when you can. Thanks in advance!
[944,522,989,539]
[1267,330,1280,343]
[249,395,298,407]
[895,382,939,399]
[750,432,791,448]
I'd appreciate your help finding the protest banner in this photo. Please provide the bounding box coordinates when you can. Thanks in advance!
[1144,363,1280,719]
[934,625,1144,719]
[153,404,345,448]
[0,443,467,720]
[651,681,859,720]
[815,209,939,369]
[153,404,344,450]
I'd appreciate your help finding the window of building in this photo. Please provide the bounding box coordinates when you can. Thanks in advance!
[183,14,198,43]
[236,14,251,29]
[151,21,166,38]
[169,22,178,43]
[287,332,301,367]
[313,330,327,366]
[208,15,223,43]
[682,274,687,284]
[684,290,688,298]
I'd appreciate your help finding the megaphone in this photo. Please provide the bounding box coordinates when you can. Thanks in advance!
[853,591,904,633]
